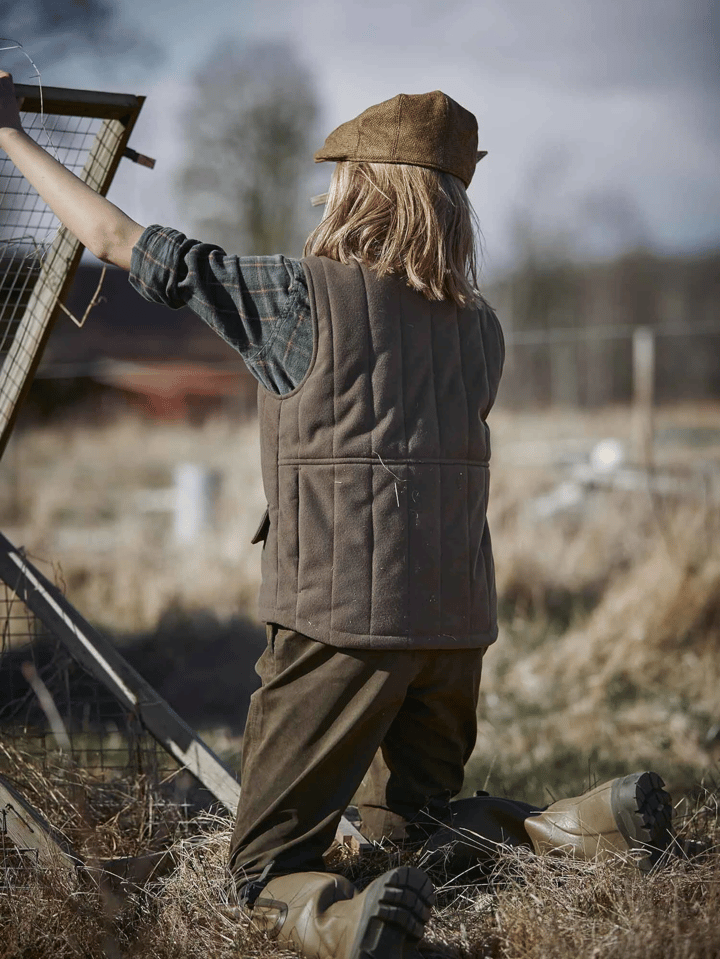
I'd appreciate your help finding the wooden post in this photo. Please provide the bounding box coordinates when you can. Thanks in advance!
[0,774,81,876]
[173,463,214,543]
[549,321,579,408]
[632,326,655,465]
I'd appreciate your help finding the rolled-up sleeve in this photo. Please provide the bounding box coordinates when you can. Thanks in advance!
[129,224,303,358]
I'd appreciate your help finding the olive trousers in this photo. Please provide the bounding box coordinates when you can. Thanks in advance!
[228,624,486,891]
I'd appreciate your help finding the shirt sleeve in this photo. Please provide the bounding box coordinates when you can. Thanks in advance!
[128,224,313,393]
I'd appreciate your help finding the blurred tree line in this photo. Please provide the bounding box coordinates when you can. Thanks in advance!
[489,245,720,408]
[487,163,720,409]
[18,34,718,421]
[176,64,719,409]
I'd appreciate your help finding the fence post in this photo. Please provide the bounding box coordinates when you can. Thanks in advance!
[632,326,655,464]
[172,463,218,543]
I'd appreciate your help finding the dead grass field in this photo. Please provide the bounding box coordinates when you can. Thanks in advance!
[1,756,718,959]
[1,403,719,957]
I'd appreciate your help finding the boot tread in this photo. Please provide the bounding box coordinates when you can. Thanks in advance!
[355,866,434,959]
[612,771,674,872]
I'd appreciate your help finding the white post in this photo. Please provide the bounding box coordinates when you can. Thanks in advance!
[632,327,655,465]
[173,463,215,543]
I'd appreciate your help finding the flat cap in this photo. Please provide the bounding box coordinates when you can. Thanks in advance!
[314,91,486,188]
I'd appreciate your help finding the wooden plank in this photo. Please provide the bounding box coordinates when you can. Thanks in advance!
[14,84,141,120]
[0,774,81,875]
[632,326,655,464]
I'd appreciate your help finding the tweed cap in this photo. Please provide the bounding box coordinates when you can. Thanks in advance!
[314,90,486,188]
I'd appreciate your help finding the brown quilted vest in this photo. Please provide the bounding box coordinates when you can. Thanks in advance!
[256,255,504,649]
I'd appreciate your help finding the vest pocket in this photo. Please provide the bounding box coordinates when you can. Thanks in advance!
[251,507,270,545]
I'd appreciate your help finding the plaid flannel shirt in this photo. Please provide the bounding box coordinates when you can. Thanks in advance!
[129,225,312,395]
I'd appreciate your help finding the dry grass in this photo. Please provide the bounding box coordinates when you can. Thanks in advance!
[1,416,267,630]
[2,406,719,789]
[1,748,718,959]
[1,404,720,955]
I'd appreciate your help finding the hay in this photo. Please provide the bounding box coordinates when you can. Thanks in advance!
[1,745,718,958]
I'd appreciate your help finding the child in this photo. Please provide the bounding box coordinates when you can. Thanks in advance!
[0,77,673,959]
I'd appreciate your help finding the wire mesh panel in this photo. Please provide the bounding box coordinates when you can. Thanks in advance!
[0,580,220,850]
[0,532,242,860]
[0,85,146,461]
[0,583,174,781]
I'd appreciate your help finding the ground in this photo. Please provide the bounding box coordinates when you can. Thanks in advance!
[1,404,719,956]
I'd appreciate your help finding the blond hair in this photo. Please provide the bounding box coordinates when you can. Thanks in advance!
[304,161,483,308]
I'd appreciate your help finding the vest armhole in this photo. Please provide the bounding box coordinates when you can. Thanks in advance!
[256,257,323,401]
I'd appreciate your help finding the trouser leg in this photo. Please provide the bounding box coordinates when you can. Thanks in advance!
[354,646,542,869]
[356,646,486,842]
[228,625,420,892]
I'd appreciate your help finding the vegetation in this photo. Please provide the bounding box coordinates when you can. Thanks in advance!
[1,752,717,958]
[1,404,718,955]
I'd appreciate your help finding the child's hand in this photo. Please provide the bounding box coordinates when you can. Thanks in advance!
[0,71,24,135]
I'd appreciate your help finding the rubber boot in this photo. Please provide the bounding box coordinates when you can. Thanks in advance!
[524,771,674,872]
[244,865,434,959]
[420,794,537,875]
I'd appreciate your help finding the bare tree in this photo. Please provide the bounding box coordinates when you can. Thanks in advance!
[177,40,322,257]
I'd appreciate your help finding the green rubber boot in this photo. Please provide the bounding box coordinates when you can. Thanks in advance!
[241,865,434,959]
[524,771,674,872]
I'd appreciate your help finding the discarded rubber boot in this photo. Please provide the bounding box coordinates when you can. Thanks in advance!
[420,794,537,874]
[243,865,434,959]
[524,771,673,872]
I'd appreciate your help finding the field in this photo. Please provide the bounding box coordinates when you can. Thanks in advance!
[1,403,719,957]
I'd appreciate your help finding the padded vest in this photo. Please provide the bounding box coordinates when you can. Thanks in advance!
[256,255,504,649]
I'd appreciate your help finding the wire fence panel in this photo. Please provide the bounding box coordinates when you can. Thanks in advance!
[499,326,720,409]
[0,582,219,850]
[0,86,145,461]
[0,533,243,853]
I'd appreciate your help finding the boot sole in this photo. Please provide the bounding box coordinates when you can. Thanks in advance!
[351,866,434,959]
[610,771,673,872]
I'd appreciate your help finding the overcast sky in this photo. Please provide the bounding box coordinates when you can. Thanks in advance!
[4,0,719,277]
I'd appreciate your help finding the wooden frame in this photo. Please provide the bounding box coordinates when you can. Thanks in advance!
[0,773,80,876]
[0,85,146,461]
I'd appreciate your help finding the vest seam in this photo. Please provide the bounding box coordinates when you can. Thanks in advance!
[274,398,281,615]
[363,267,375,640]
[397,276,410,635]
[429,313,443,635]
[295,257,324,629]
[458,317,473,634]
[328,258,338,640]
[277,457,489,467]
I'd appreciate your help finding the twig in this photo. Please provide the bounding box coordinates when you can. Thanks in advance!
[21,661,71,751]
[56,264,107,328]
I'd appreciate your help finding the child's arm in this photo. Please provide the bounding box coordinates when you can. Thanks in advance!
[0,71,144,270]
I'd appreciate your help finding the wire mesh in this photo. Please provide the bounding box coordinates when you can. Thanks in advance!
[0,112,100,373]
[0,93,140,462]
[0,580,218,857]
